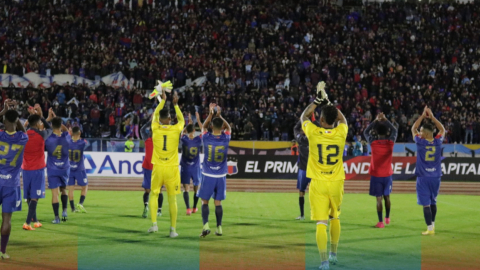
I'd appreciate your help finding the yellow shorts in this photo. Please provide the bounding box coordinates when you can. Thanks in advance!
[310,179,344,221]
[151,165,181,196]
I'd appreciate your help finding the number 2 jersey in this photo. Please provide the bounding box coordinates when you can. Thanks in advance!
[415,135,443,178]
[0,131,29,187]
[45,132,72,172]
[181,135,202,167]
[68,139,87,172]
[202,131,230,177]
[302,121,348,181]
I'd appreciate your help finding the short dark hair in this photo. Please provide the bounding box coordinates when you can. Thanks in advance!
[186,124,194,133]
[423,123,434,132]
[376,123,388,136]
[321,105,338,125]
[72,126,81,134]
[52,117,62,129]
[212,117,224,129]
[4,110,19,124]
[28,114,41,128]
[159,109,170,120]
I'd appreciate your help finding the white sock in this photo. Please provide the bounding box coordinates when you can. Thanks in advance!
[432,222,435,227]
[152,222,157,226]
[170,227,175,231]
[427,225,434,231]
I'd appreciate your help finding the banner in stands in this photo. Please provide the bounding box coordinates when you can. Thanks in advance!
[78,152,480,181]
[226,156,480,181]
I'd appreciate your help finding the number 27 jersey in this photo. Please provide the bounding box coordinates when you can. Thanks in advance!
[202,131,231,176]
[302,121,347,181]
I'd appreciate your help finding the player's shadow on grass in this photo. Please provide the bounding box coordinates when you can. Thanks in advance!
[231,222,259,226]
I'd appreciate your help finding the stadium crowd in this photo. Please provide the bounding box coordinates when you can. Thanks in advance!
[1,0,480,143]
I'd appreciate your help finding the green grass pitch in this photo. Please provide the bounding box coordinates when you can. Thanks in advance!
[1,191,479,270]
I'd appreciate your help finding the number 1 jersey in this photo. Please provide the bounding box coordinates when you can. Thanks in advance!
[302,121,347,181]
[414,135,443,177]
[202,131,230,176]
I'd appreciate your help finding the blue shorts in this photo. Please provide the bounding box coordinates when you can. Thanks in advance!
[296,169,311,192]
[0,186,22,213]
[369,176,393,197]
[181,166,202,186]
[47,169,70,189]
[23,169,46,199]
[197,175,226,201]
[142,169,152,189]
[416,177,441,206]
[68,170,88,186]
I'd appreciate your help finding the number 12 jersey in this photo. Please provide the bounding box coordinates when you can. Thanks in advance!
[302,121,348,181]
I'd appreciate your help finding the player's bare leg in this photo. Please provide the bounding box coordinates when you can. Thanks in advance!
[68,185,78,212]
[183,183,191,215]
[51,187,61,223]
[384,195,391,225]
[1,213,12,259]
[296,191,306,220]
[329,216,340,265]
[192,185,200,213]
[316,220,329,270]
[60,187,68,221]
[77,185,88,213]
[200,199,211,237]
[214,200,223,236]
[375,196,384,228]
[142,188,150,218]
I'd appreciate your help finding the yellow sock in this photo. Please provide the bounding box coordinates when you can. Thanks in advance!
[149,192,159,223]
[168,194,177,229]
[316,222,328,262]
[329,218,341,254]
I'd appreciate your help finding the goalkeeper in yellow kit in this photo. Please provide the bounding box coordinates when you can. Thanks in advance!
[147,81,184,237]
[301,82,347,270]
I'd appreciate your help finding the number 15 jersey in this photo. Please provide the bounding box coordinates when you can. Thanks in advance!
[302,121,347,181]
[415,135,443,177]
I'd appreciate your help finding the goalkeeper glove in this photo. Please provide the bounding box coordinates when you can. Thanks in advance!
[313,81,331,106]
[148,80,173,99]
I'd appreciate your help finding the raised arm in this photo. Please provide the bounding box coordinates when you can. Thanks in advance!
[294,121,308,145]
[172,92,184,127]
[16,118,26,133]
[152,90,166,125]
[195,111,203,129]
[426,108,445,137]
[363,121,375,144]
[216,107,231,133]
[140,120,152,140]
[202,103,216,132]
[336,108,347,125]
[301,103,317,123]
[411,113,425,138]
[383,119,398,142]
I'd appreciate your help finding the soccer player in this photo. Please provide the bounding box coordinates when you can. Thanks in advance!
[148,81,182,238]
[180,111,203,215]
[22,105,54,230]
[45,117,71,224]
[364,112,398,228]
[293,120,310,220]
[140,118,164,218]
[67,127,88,213]
[301,81,347,270]
[411,107,445,236]
[0,106,28,259]
[198,104,231,238]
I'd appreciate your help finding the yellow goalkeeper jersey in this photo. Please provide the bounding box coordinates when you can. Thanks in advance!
[151,100,184,167]
[302,120,347,181]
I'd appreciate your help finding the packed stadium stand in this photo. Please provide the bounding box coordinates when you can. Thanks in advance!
[1,0,479,143]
